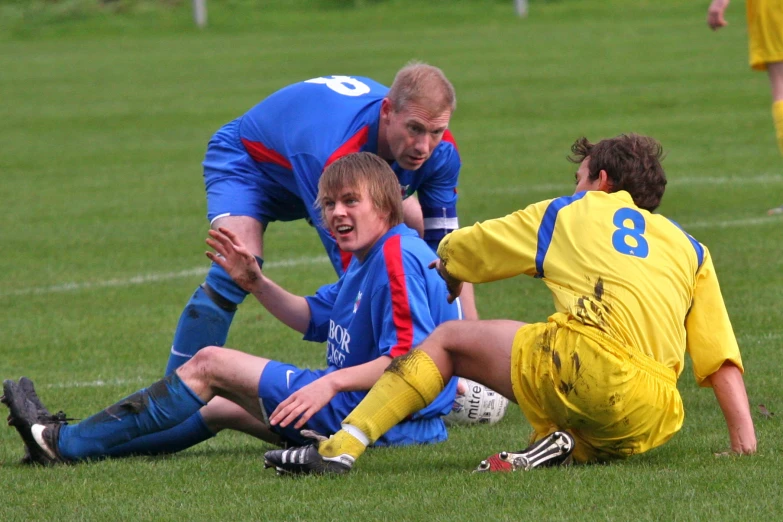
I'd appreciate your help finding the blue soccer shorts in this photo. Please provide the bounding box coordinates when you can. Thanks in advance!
[202,119,347,274]
[258,361,369,446]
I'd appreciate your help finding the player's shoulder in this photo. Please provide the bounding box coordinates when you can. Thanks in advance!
[424,131,461,169]
[654,213,709,265]
[377,226,434,272]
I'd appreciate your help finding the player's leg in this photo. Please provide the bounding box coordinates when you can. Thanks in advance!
[165,215,263,375]
[455,283,479,320]
[98,397,278,459]
[199,396,280,444]
[752,0,783,213]
[98,411,217,458]
[769,61,783,155]
[308,320,520,465]
[7,347,270,463]
[402,196,424,237]
[4,371,207,464]
[768,62,783,214]
[166,119,270,375]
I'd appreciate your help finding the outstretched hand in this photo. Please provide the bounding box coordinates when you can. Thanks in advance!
[428,259,463,303]
[205,227,263,293]
[707,0,729,30]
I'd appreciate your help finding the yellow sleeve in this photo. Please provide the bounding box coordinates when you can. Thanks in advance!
[685,247,744,387]
[436,201,548,284]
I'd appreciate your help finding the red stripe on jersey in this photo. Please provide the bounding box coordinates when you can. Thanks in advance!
[384,236,414,357]
[241,138,293,170]
[324,126,370,168]
[441,129,458,150]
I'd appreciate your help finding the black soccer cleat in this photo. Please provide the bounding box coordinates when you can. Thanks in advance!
[474,430,575,472]
[2,379,67,466]
[263,444,354,476]
[18,377,52,417]
[16,377,74,465]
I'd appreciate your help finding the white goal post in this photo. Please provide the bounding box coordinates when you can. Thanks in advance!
[193,0,207,28]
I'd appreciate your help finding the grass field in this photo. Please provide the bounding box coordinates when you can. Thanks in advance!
[1,0,782,519]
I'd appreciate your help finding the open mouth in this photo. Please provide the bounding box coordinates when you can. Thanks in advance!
[335,224,354,236]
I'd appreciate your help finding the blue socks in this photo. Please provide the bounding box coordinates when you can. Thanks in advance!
[102,412,215,458]
[63,264,256,461]
[165,263,246,376]
[58,373,207,461]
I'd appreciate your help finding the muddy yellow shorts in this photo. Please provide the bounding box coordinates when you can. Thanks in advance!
[510,313,684,463]
[747,0,783,70]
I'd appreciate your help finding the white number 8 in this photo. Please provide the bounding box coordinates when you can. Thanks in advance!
[305,75,371,96]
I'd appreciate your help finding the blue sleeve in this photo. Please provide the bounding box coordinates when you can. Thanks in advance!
[303,279,341,342]
[416,139,461,251]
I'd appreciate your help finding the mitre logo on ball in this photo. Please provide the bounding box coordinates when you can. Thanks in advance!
[445,377,509,426]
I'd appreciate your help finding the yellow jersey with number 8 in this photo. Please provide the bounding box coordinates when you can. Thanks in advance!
[438,190,742,385]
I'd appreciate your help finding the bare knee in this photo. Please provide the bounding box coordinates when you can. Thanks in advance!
[178,346,225,388]
[211,215,264,257]
[415,321,466,376]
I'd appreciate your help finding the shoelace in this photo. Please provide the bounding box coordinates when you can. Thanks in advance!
[41,410,80,423]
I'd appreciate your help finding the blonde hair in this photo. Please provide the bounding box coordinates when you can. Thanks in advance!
[317,152,404,227]
[387,61,456,114]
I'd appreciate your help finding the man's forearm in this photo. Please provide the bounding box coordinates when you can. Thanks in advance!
[250,276,311,334]
[709,362,757,454]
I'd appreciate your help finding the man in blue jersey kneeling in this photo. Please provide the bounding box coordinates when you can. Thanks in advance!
[3,152,460,465]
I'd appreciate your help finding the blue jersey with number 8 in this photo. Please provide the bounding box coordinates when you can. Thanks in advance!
[220,76,460,266]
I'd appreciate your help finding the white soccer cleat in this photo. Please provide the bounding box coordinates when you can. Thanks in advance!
[474,431,575,472]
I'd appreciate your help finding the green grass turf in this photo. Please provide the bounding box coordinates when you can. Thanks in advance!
[1,0,782,519]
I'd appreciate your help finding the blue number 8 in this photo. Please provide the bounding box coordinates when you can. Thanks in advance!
[611,208,649,258]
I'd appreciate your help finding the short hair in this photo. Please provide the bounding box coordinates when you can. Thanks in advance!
[317,152,404,227]
[568,134,667,212]
[386,60,456,114]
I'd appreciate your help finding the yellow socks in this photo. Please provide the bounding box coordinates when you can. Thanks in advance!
[318,429,369,461]
[773,100,783,156]
[318,350,445,460]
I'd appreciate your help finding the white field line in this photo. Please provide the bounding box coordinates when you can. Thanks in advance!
[43,377,149,390]
[0,255,330,299]
[1,167,781,302]
[3,215,781,300]
[480,173,783,195]
[682,216,783,230]
[3,215,781,299]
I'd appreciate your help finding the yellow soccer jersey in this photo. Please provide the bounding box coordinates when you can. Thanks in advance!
[438,190,743,385]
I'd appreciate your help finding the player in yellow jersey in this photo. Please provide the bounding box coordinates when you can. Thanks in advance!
[264,133,757,475]
[707,0,783,215]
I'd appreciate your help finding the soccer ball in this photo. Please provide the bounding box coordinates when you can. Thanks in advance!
[444,377,509,426]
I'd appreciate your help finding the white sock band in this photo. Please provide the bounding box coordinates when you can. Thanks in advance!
[341,423,370,447]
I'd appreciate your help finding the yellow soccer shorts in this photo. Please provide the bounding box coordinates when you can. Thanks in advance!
[510,313,684,463]
[747,0,783,70]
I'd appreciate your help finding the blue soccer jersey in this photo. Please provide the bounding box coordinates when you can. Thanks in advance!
[301,223,461,445]
[203,75,461,273]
